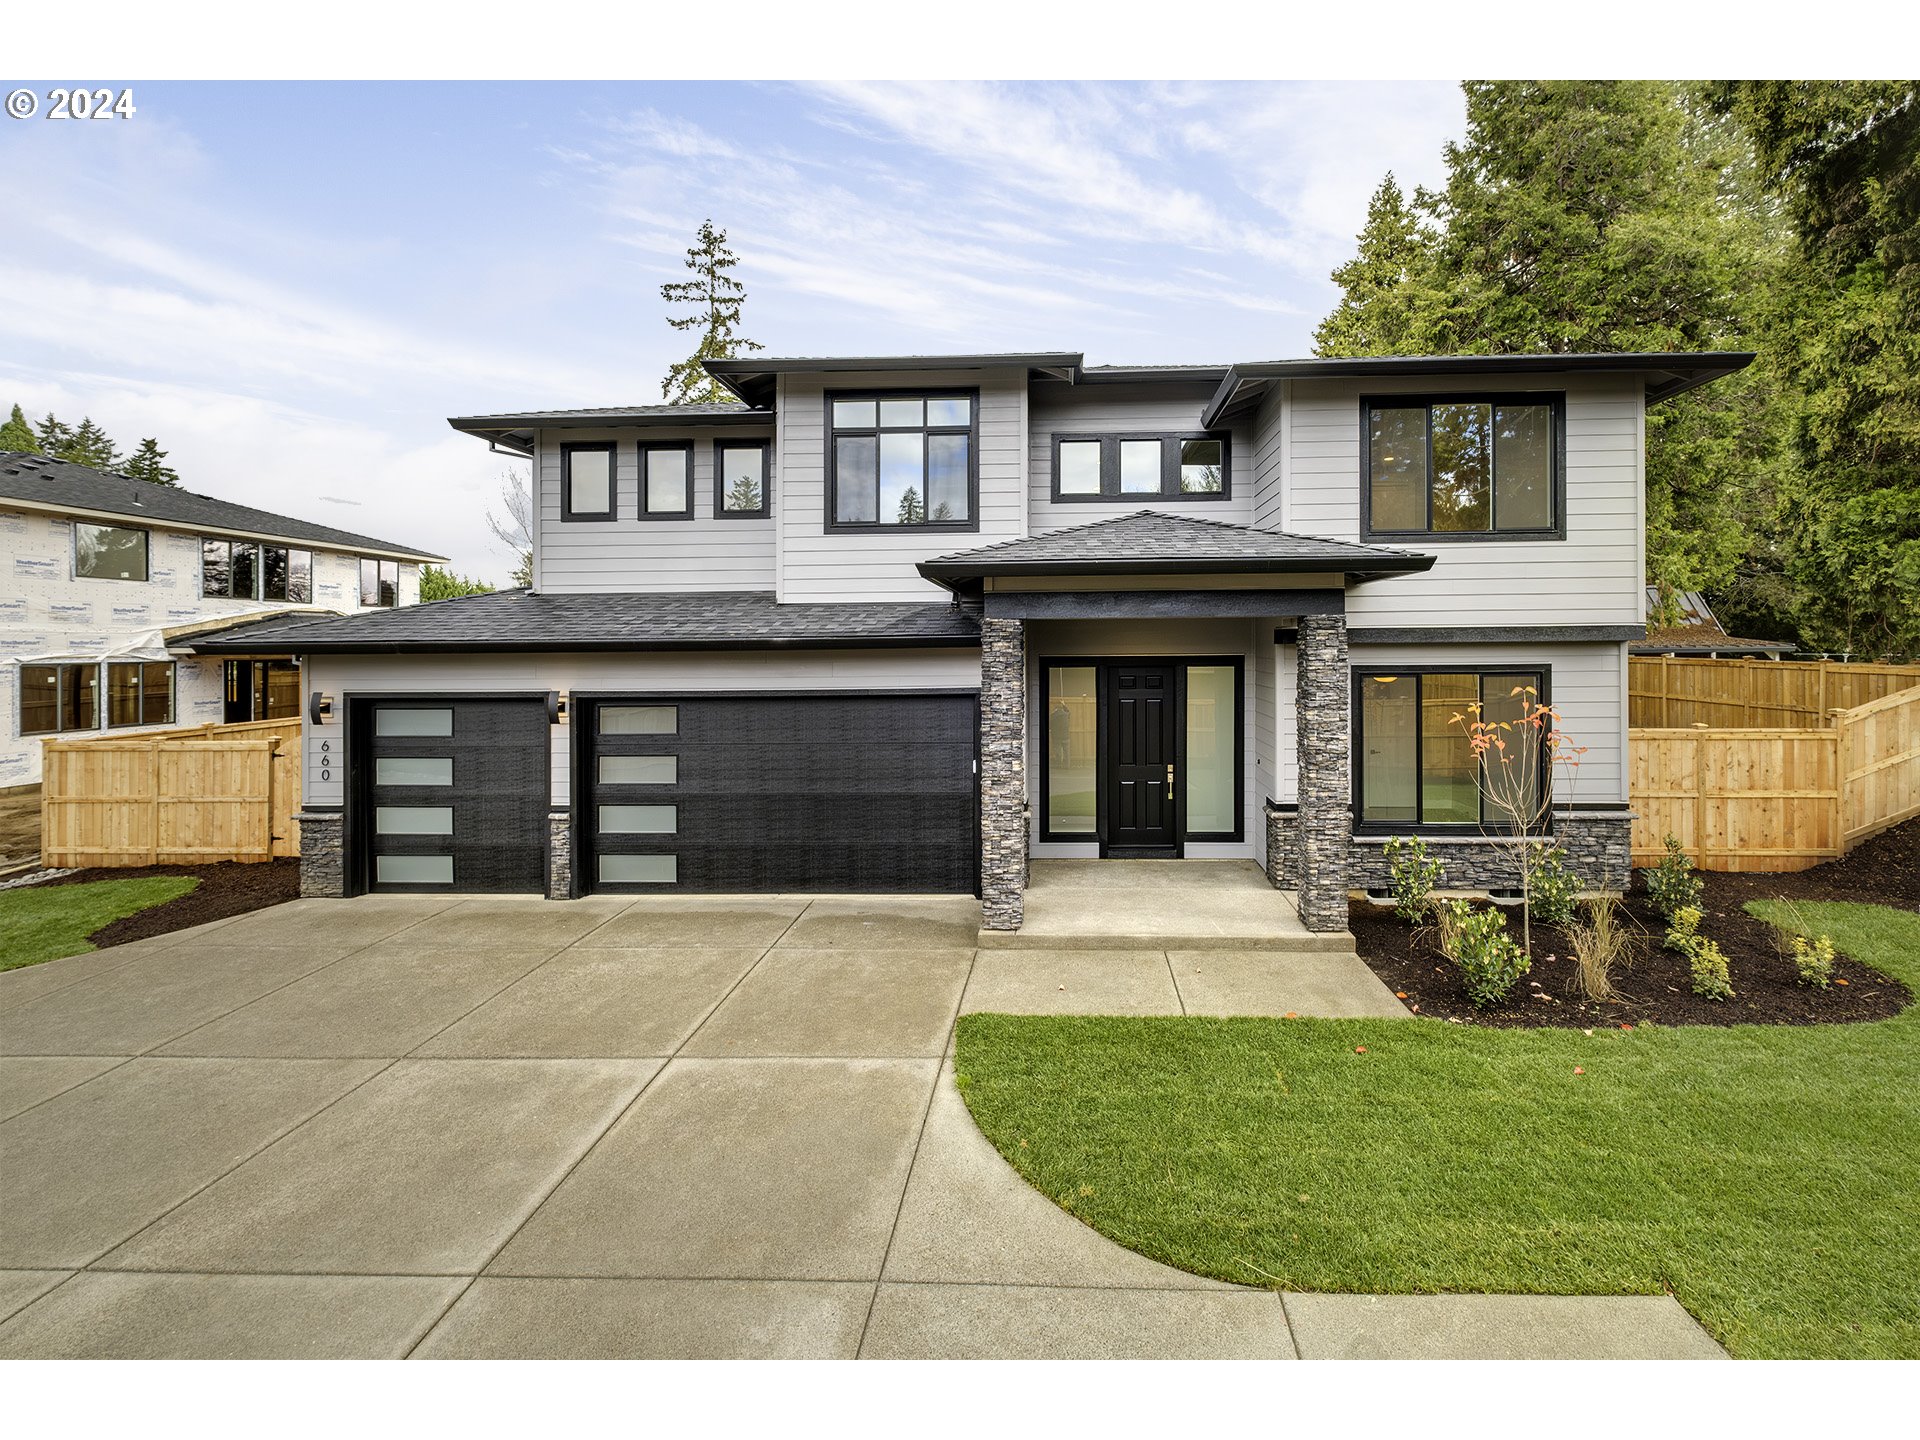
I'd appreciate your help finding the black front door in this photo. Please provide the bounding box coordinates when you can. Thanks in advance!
[1105,664,1178,854]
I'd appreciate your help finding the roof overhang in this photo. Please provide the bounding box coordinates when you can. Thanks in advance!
[0,495,444,565]
[191,632,982,656]
[1201,352,1758,428]
[918,552,1433,599]
[447,408,775,457]
[703,352,1084,408]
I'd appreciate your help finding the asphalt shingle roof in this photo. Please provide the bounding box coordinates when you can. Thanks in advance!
[188,588,982,654]
[919,511,1432,582]
[0,452,444,560]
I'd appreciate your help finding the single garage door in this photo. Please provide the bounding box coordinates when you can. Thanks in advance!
[583,692,977,894]
[356,697,549,893]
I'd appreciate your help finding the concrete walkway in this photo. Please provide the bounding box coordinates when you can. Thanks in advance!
[0,894,1724,1359]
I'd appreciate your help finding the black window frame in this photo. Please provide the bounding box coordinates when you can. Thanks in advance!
[713,438,772,519]
[261,544,313,603]
[825,388,981,533]
[72,521,150,583]
[1048,431,1233,503]
[560,441,617,523]
[18,662,99,737]
[1349,664,1554,834]
[359,557,399,608]
[1359,392,1567,543]
[104,660,175,730]
[638,440,696,521]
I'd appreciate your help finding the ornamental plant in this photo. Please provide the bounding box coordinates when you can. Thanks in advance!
[1448,685,1586,961]
[1648,834,1703,920]
[1433,898,1530,1008]
[1384,835,1446,921]
[1689,937,1734,1000]
[1793,933,1836,989]
[1665,904,1703,953]
[1528,843,1582,927]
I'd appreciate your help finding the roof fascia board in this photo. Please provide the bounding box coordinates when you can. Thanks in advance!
[191,632,984,656]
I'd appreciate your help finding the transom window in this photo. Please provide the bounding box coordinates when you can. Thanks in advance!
[715,440,770,518]
[1355,669,1546,828]
[359,558,399,608]
[74,523,149,582]
[1364,396,1560,538]
[1051,433,1230,502]
[203,539,311,602]
[561,442,615,522]
[640,442,694,519]
[827,392,975,529]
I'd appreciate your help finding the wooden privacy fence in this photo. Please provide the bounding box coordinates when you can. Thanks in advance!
[41,718,302,867]
[1630,675,1920,872]
[1629,655,1920,729]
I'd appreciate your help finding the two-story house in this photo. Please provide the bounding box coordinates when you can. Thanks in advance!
[196,349,1751,933]
[2,452,442,788]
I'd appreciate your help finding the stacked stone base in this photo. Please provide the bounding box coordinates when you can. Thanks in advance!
[1346,811,1634,894]
[547,812,573,900]
[296,810,345,898]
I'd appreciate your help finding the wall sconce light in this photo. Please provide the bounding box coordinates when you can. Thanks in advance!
[550,691,569,724]
[308,693,333,725]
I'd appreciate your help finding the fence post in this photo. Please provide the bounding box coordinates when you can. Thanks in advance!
[147,737,161,866]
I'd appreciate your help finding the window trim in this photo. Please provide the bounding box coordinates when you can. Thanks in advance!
[560,441,617,523]
[1358,392,1567,543]
[638,440,696,521]
[104,660,175,730]
[1048,431,1233,503]
[824,387,981,533]
[712,438,771,519]
[71,521,150,583]
[1349,664,1555,834]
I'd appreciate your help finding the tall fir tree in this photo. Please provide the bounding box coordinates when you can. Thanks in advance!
[56,417,123,470]
[1313,174,1440,357]
[660,220,763,405]
[0,404,38,452]
[122,437,180,486]
[34,414,74,457]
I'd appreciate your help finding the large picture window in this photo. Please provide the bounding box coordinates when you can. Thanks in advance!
[1362,395,1561,540]
[1050,433,1229,502]
[827,391,975,529]
[74,523,149,582]
[18,663,98,736]
[203,539,311,601]
[1355,669,1546,829]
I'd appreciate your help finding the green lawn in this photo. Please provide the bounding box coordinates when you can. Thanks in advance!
[955,901,1919,1359]
[0,877,199,972]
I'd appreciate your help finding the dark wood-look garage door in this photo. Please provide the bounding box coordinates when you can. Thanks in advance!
[355,697,549,893]
[583,693,978,894]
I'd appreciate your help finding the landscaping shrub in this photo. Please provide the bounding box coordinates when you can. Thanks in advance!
[1527,843,1581,927]
[1564,894,1631,1002]
[1383,835,1446,921]
[1792,933,1837,989]
[1432,898,1530,1008]
[1647,834,1703,919]
[1688,937,1734,999]
[1664,903,1702,953]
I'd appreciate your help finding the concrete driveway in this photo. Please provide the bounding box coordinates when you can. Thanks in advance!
[0,894,1723,1359]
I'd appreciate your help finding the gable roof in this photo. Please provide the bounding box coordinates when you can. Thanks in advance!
[188,588,982,655]
[918,511,1433,588]
[0,452,444,563]
[447,402,774,457]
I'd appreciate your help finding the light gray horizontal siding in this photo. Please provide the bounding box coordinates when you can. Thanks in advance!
[1028,382,1254,531]
[535,426,776,594]
[777,369,1027,603]
[301,647,982,809]
[1279,373,1646,627]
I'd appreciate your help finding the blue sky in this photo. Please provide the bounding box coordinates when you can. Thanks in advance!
[0,80,1465,581]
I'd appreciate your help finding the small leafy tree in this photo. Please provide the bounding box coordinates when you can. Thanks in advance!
[418,565,495,602]
[1449,684,1586,960]
[660,219,763,405]
[0,404,38,452]
[123,438,179,486]
[1383,835,1446,921]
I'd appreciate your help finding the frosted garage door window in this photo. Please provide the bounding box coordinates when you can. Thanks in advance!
[375,855,453,884]
[375,806,453,835]
[598,854,677,884]
[375,757,453,786]
[375,709,453,737]
[600,705,676,735]
[599,804,676,835]
[598,755,678,785]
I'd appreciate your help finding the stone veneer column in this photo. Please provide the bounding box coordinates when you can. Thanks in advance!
[979,616,1028,930]
[547,812,573,900]
[1263,801,1299,889]
[1294,613,1351,932]
[295,810,345,898]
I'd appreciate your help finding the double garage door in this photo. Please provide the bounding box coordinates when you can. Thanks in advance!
[358,693,977,895]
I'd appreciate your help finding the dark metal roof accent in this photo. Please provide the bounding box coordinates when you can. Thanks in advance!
[1200,351,1758,427]
[446,404,774,457]
[917,511,1434,588]
[188,588,984,655]
[1070,364,1232,385]
[702,352,1084,406]
[0,452,445,561]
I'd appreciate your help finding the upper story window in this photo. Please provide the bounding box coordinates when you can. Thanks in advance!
[360,558,399,607]
[1051,433,1229,503]
[1362,395,1561,541]
[561,442,615,522]
[715,440,770,518]
[73,522,149,581]
[640,442,694,520]
[203,539,312,602]
[827,392,976,530]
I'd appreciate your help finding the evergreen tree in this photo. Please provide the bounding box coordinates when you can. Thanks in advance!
[417,565,496,602]
[1313,175,1440,357]
[34,414,73,457]
[122,437,180,486]
[896,487,926,525]
[0,404,38,452]
[726,469,762,512]
[660,219,764,404]
[56,417,122,469]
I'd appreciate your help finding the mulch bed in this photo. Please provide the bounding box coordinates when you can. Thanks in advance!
[1352,817,1918,1029]
[25,860,301,948]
